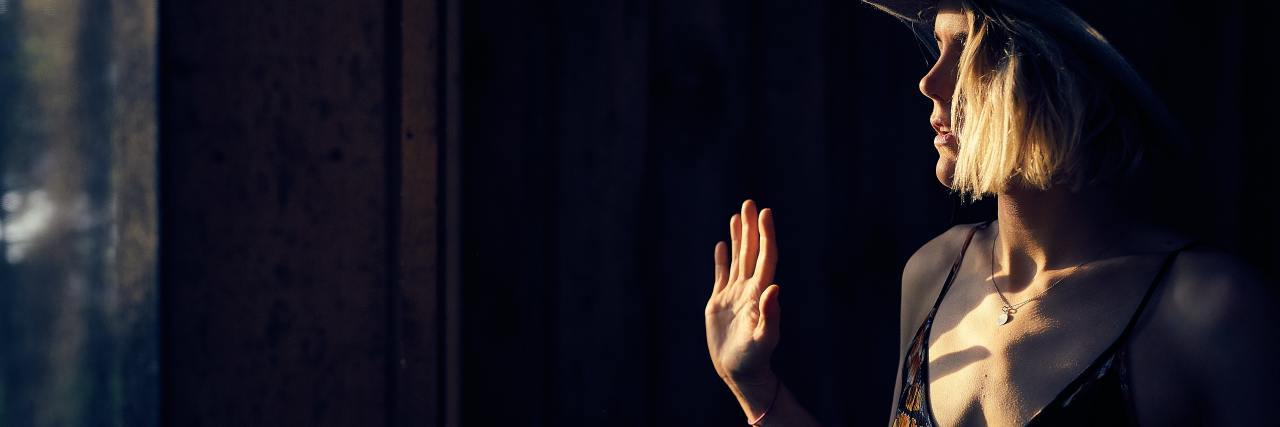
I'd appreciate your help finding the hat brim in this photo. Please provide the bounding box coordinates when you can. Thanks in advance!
[863,0,935,23]
[863,0,940,58]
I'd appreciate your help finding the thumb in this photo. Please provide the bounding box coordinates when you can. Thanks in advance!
[754,284,781,342]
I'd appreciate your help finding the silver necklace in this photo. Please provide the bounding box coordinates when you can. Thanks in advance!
[988,227,1114,326]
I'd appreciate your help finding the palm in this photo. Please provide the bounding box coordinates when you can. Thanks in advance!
[705,200,781,383]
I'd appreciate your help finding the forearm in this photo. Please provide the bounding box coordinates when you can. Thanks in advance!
[725,372,820,427]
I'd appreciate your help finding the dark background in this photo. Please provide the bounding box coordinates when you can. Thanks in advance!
[154,0,1279,426]
[459,0,1278,426]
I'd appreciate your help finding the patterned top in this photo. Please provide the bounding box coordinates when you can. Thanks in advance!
[891,222,1192,427]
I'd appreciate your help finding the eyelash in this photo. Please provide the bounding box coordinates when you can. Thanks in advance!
[935,36,966,52]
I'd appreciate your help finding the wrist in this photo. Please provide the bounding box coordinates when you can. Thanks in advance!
[725,371,780,422]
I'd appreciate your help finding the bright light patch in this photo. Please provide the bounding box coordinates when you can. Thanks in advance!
[3,191,22,212]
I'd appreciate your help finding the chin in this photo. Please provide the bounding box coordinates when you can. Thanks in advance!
[935,157,956,188]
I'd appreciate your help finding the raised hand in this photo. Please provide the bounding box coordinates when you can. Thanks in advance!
[705,199,781,386]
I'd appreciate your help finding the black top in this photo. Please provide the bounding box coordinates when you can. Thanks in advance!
[891,221,1193,427]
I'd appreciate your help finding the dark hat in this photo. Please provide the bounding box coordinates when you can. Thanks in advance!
[863,0,1118,59]
[861,0,1177,141]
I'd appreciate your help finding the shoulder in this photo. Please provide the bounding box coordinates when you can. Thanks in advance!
[898,222,989,346]
[1156,247,1274,341]
[902,222,985,288]
[1144,247,1279,416]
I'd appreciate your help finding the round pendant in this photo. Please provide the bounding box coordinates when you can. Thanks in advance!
[996,312,1011,325]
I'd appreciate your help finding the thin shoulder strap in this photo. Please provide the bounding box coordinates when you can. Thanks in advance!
[928,221,990,314]
[1112,240,1199,345]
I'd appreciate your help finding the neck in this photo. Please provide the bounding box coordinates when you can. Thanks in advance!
[993,186,1127,293]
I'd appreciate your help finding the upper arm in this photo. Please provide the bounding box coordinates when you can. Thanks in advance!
[888,223,976,421]
[1160,250,1279,422]
[899,224,972,352]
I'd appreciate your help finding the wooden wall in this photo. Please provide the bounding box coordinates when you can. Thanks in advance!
[159,0,453,425]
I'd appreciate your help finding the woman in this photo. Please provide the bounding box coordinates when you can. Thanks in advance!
[703,0,1277,425]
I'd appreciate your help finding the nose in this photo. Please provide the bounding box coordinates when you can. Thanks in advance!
[918,59,954,105]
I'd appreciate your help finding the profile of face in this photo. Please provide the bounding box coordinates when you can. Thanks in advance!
[919,1,966,188]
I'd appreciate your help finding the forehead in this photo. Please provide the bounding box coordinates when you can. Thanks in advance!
[933,0,966,37]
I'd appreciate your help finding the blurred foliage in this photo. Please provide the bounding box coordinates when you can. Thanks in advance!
[0,0,157,425]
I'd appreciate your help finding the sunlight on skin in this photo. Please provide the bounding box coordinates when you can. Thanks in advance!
[918,0,967,189]
[704,199,818,426]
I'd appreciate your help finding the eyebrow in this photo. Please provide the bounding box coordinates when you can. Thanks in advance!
[933,29,968,45]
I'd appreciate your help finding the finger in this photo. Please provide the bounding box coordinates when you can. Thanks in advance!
[754,284,781,343]
[728,214,741,284]
[738,200,759,280]
[713,241,729,295]
[753,208,778,286]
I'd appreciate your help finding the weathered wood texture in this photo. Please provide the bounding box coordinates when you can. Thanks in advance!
[160,0,444,424]
[397,0,445,424]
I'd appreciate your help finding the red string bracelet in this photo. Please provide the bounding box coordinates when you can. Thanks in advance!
[747,379,781,426]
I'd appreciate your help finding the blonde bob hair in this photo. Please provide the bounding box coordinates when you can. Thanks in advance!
[872,0,1182,200]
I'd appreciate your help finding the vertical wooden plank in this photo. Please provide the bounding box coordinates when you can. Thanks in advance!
[546,0,652,423]
[646,0,757,422]
[458,0,555,424]
[441,0,464,424]
[395,0,444,425]
[160,0,392,425]
[1238,0,1280,276]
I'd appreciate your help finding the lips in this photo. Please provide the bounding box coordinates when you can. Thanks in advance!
[929,117,951,135]
[934,132,959,156]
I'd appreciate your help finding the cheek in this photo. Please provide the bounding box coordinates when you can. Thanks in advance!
[935,56,961,99]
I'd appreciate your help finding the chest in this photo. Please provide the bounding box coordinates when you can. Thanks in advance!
[923,273,1149,426]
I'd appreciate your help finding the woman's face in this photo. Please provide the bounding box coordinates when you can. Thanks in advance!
[920,1,967,187]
